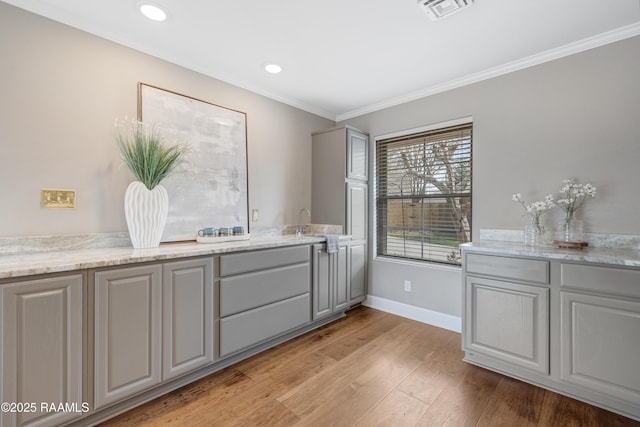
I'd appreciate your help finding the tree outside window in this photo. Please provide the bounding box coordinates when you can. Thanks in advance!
[376,122,472,265]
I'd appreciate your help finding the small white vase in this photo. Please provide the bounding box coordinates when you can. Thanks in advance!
[124,181,168,248]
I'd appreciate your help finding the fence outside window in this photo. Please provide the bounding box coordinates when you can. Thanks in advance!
[375,121,472,265]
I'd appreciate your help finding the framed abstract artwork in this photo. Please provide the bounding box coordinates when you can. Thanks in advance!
[138,83,249,242]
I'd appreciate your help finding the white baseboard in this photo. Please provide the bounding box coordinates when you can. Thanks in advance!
[363,295,461,333]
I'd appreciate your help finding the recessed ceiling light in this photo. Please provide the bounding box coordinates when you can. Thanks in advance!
[264,64,282,74]
[137,1,167,21]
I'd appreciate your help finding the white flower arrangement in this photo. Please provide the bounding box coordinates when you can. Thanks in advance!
[511,179,598,246]
[512,193,555,230]
[556,178,597,223]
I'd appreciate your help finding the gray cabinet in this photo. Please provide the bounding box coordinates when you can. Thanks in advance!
[464,252,550,374]
[346,127,368,181]
[93,264,162,409]
[560,291,640,405]
[346,182,367,241]
[312,125,368,306]
[1,274,84,427]
[559,262,640,410]
[0,241,369,426]
[348,242,367,305]
[312,244,332,319]
[312,125,369,231]
[94,257,215,408]
[162,257,214,381]
[335,244,349,312]
[462,247,640,421]
[312,243,349,320]
[464,275,549,374]
[219,246,311,357]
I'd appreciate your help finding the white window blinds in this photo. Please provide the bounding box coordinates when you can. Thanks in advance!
[376,122,472,265]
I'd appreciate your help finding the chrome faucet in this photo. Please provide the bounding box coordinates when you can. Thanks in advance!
[297,208,311,237]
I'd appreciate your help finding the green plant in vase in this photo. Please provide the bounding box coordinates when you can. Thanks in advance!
[115,117,188,248]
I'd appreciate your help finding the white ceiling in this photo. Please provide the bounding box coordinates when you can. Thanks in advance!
[4,0,640,121]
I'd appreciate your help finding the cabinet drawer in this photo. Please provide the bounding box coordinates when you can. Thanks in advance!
[561,263,640,298]
[465,253,549,284]
[220,263,310,316]
[219,293,310,357]
[220,245,310,276]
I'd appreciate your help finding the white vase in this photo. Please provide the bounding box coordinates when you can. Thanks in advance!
[124,181,168,248]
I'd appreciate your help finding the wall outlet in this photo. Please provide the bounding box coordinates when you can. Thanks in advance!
[251,209,259,222]
[41,189,76,209]
[404,280,411,292]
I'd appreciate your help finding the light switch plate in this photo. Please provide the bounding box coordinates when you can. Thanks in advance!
[41,189,76,209]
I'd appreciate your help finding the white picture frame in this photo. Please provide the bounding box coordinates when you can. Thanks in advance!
[138,83,249,242]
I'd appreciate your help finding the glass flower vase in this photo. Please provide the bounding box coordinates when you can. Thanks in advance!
[524,224,545,247]
[557,213,583,243]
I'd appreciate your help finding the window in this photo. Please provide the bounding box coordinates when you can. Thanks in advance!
[375,120,472,265]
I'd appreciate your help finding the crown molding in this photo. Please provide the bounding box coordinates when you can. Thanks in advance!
[4,0,638,124]
[336,22,640,122]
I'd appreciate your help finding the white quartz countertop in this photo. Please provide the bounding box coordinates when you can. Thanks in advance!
[461,241,640,268]
[0,234,347,280]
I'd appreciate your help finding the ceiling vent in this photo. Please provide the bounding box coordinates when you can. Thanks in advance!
[418,0,474,21]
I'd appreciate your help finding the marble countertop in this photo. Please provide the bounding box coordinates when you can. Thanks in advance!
[461,241,640,268]
[0,234,345,280]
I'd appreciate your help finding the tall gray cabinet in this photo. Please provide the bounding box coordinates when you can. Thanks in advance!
[312,125,368,306]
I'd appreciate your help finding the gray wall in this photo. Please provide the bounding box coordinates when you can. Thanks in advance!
[3,2,639,322]
[340,35,640,318]
[0,2,334,237]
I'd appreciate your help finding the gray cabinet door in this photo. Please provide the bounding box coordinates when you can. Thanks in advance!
[349,242,367,305]
[94,264,162,409]
[560,291,640,405]
[313,243,351,318]
[346,128,368,181]
[1,274,83,427]
[335,245,349,312]
[163,257,214,381]
[464,276,549,374]
[312,244,332,320]
[311,128,348,227]
[346,182,367,240]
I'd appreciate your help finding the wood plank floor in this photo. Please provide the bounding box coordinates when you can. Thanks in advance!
[100,307,640,427]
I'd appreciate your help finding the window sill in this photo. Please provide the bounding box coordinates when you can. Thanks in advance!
[373,255,461,272]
